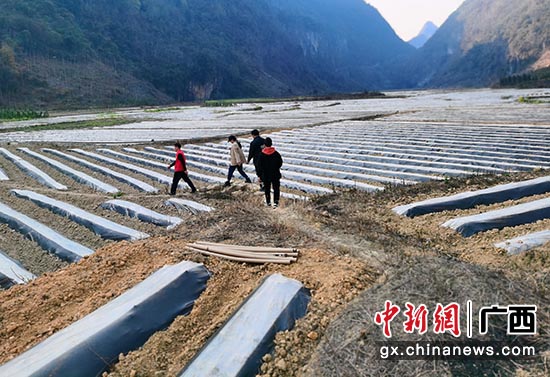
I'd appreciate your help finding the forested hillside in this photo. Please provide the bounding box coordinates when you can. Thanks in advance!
[407,0,550,87]
[0,0,413,108]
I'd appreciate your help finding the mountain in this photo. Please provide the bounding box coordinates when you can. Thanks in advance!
[0,0,413,109]
[408,0,550,88]
[408,21,438,49]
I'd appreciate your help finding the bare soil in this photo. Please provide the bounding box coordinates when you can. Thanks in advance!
[0,147,548,376]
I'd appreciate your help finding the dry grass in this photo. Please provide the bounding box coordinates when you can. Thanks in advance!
[306,256,550,377]
[1,169,549,376]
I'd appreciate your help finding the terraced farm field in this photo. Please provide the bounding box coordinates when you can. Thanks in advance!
[0,88,549,376]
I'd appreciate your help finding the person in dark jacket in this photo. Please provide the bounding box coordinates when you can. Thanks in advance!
[168,142,197,194]
[247,129,266,189]
[257,137,283,208]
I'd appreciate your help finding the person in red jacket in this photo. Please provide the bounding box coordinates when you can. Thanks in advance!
[168,142,197,194]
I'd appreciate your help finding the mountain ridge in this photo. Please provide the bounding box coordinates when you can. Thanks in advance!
[408,0,550,88]
[408,21,438,49]
[0,0,413,109]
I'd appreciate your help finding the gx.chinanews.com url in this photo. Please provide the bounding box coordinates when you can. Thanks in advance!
[377,341,537,361]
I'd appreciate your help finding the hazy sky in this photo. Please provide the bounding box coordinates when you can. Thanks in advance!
[365,0,465,41]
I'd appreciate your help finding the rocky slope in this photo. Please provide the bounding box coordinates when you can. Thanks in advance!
[408,0,550,87]
[0,0,413,108]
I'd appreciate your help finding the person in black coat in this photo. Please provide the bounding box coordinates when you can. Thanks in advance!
[247,129,266,189]
[257,137,283,208]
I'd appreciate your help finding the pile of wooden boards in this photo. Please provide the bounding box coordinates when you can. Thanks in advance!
[186,241,299,264]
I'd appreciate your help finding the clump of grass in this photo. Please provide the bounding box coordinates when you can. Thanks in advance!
[0,109,49,121]
[240,106,263,111]
[143,107,183,113]
[518,96,547,104]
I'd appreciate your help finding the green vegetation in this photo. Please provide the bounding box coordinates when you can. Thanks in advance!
[240,106,263,112]
[143,107,183,113]
[0,0,410,109]
[0,117,143,133]
[497,67,550,89]
[517,96,549,104]
[204,91,385,107]
[0,109,48,121]
[409,0,550,88]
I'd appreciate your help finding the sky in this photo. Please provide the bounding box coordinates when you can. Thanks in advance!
[365,0,466,41]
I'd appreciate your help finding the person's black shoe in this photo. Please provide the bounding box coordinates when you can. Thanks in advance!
[223,181,231,187]
[273,203,279,209]
[266,202,272,207]
[245,178,252,183]
[191,189,197,193]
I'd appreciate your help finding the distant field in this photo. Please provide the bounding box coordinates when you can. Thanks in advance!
[0,87,549,377]
[0,88,549,144]
[203,91,386,107]
[0,117,146,134]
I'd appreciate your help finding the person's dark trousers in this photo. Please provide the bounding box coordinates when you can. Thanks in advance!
[227,165,251,183]
[171,171,196,194]
[263,178,280,204]
[253,160,262,181]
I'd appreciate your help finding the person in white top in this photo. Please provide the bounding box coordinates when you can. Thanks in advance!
[224,135,252,187]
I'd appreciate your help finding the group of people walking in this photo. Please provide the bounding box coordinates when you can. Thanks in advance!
[169,129,283,208]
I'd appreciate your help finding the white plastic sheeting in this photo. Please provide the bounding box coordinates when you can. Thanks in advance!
[0,250,36,288]
[0,148,67,190]
[393,176,550,217]
[99,148,227,186]
[277,127,550,165]
[270,137,506,174]
[304,133,550,163]
[131,147,364,192]
[18,148,119,194]
[43,149,158,193]
[181,145,418,186]
[274,129,550,170]
[197,143,442,182]
[442,197,550,237]
[495,230,550,255]
[0,261,210,377]
[180,274,310,377]
[70,148,183,189]
[101,199,183,230]
[293,125,550,156]
[159,146,332,194]
[0,200,93,262]
[1,88,550,143]
[157,146,384,191]
[11,190,149,242]
[165,198,214,214]
[112,148,329,194]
